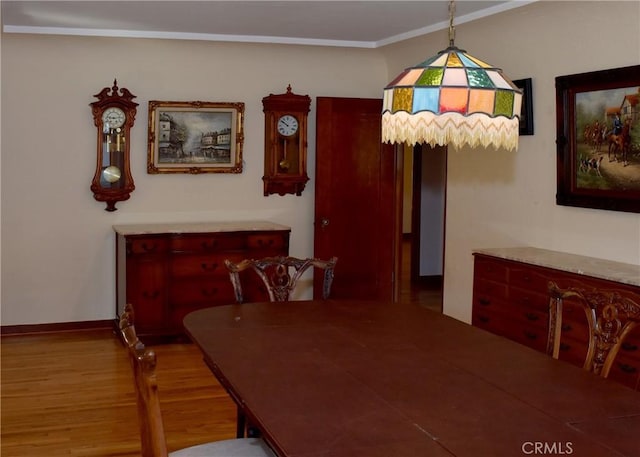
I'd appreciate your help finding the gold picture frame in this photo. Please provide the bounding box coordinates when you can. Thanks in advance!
[147,101,244,174]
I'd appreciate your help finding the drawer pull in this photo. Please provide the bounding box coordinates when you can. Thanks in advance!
[524,312,538,321]
[559,342,571,352]
[618,363,637,374]
[523,330,537,340]
[478,298,491,306]
[201,240,219,250]
[201,262,219,272]
[141,242,158,253]
[621,342,638,352]
[519,296,531,305]
[201,288,219,297]
[257,239,275,247]
[477,315,490,323]
[143,290,160,299]
[561,323,573,332]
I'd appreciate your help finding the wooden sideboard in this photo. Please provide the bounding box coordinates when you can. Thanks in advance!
[472,247,640,390]
[114,221,290,339]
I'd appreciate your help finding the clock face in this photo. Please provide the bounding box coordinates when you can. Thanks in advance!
[102,107,126,129]
[277,115,299,137]
[102,165,122,183]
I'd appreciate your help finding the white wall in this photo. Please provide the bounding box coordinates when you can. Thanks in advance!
[381,0,640,322]
[0,35,386,325]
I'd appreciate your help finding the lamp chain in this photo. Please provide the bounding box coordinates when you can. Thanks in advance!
[448,0,456,47]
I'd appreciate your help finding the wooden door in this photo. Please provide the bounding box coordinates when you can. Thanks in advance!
[314,97,400,301]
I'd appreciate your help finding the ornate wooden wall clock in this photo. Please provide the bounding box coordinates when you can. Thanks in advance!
[262,85,311,196]
[90,80,138,211]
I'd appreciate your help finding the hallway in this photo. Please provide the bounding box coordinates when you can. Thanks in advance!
[399,237,442,312]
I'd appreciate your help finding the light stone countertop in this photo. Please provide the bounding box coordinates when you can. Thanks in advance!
[113,220,291,236]
[474,247,640,287]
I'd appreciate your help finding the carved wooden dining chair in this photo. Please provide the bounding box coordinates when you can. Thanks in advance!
[224,256,338,304]
[224,255,337,438]
[119,304,275,457]
[547,281,640,378]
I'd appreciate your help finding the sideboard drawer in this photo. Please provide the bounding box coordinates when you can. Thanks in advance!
[127,237,169,255]
[247,233,288,250]
[474,278,508,302]
[555,334,589,367]
[608,351,640,389]
[170,233,248,253]
[509,286,549,313]
[170,254,229,278]
[474,257,508,283]
[169,277,237,307]
[472,303,511,336]
[509,266,550,291]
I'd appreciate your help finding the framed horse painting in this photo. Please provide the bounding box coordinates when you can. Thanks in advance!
[555,65,640,213]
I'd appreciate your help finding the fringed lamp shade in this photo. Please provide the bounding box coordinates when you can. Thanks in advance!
[382,46,523,151]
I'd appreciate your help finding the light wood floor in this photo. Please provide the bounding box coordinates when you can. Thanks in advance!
[1,330,238,456]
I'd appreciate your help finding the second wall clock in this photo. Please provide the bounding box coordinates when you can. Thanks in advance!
[262,85,311,196]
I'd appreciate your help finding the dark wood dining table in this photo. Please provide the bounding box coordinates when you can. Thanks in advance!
[183,299,640,457]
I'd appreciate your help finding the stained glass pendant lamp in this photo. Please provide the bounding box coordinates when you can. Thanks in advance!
[382,0,522,151]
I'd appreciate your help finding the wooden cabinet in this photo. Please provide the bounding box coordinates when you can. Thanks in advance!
[115,222,290,340]
[472,248,640,390]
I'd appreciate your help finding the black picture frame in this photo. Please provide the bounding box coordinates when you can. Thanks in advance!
[513,78,534,135]
[555,65,640,213]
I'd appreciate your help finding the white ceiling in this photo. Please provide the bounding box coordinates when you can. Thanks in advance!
[1,1,534,48]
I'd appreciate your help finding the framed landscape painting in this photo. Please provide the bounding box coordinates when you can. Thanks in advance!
[555,65,640,213]
[147,101,244,174]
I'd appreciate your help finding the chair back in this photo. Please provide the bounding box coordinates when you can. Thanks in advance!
[547,281,640,378]
[120,304,169,457]
[225,256,337,303]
